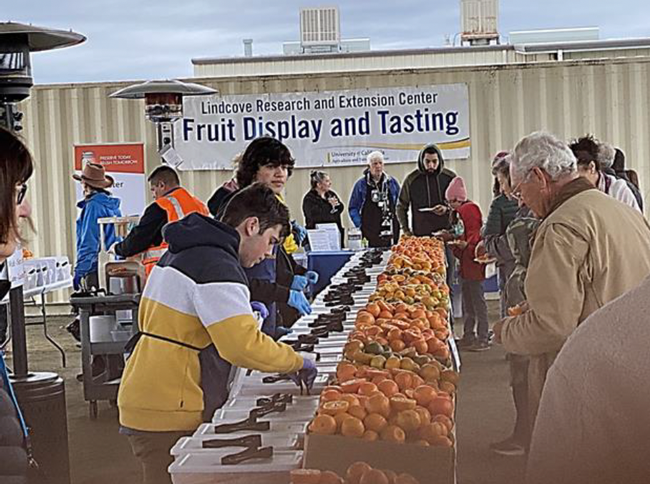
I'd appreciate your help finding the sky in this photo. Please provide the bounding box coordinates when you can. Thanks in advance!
[4,0,650,84]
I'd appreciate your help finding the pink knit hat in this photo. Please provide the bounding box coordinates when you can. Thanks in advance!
[445,176,468,202]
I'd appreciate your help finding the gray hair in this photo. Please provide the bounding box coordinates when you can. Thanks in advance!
[510,132,576,181]
[597,142,615,170]
[367,151,384,164]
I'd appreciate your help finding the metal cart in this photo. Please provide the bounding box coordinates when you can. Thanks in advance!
[69,293,140,419]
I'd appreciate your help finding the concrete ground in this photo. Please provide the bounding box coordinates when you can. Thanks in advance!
[4,301,525,484]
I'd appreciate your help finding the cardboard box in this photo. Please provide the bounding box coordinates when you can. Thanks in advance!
[303,433,455,484]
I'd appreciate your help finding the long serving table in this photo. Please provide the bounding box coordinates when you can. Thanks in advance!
[168,249,388,484]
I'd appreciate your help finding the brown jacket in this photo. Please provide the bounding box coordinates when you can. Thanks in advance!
[501,177,650,421]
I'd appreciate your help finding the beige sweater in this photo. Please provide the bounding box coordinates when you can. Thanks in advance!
[527,275,650,484]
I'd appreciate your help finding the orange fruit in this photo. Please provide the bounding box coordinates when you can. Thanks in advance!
[362,430,379,441]
[387,327,403,341]
[378,310,393,319]
[394,372,413,391]
[419,364,441,382]
[321,388,342,403]
[365,393,391,418]
[413,385,437,407]
[412,339,428,355]
[290,469,322,484]
[439,381,456,395]
[334,412,353,430]
[336,362,357,382]
[371,375,388,386]
[320,400,350,416]
[440,370,460,386]
[309,414,337,435]
[389,339,406,352]
[340,394,360,407]
[320,470,344,484]
[366,303,381,318]
[390,396,417,412]
[346,462,372,484]
[429,435,453,447]
[363,412,388,433]
[377,379,399,398]
[428,396,454,418]
[380,425,406,444]
[395,409,422,433]
[419,421,448,443]
[341,416,365,438]
[348,405,368,421]
[432,414,454,433]
[358,382,379,396]
[411,374,425,388]
[360,469,389,484]
[414,405,432,425]
[384,470,398,484]
[341,378,366,394]
[394,473,421,484]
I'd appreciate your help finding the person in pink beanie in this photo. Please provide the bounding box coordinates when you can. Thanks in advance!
[445,176,490,351]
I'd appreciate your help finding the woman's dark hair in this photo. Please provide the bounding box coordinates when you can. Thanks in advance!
[0,128,34,244]
[612,148,626,173]
[235,137,295,188]
[492,177,500,197]
[310,170,328,190]
[569,135,601,170]
[221,182,290,238]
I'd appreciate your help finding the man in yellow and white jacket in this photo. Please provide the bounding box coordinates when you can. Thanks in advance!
[117,183,315,484]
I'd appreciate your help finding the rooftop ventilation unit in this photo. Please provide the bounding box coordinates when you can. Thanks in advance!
[460,0,499,46]
[300,6,340,52]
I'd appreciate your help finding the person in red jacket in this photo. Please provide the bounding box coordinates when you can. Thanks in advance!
[445,177,490,352]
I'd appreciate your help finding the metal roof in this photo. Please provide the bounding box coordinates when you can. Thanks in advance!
[193,37,650,66]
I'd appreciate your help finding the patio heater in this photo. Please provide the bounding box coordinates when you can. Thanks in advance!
[0,21,85,484]
[109,79,217,168]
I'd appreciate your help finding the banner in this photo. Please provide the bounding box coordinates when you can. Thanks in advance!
[173,84,470,170]
[73,143,146,216]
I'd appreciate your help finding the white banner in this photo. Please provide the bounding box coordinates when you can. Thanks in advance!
[173,84,471,170]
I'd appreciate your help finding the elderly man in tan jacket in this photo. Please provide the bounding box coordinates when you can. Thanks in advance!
[493,131,650,432]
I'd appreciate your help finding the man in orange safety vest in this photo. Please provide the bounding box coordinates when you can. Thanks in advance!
[113,165,208,277]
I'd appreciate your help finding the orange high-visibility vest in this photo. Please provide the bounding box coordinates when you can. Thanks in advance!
[142,188,209,276]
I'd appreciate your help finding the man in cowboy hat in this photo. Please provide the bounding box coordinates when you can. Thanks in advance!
[72,161,122,290]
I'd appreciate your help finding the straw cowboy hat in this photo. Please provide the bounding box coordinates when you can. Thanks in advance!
[72,162,114,189]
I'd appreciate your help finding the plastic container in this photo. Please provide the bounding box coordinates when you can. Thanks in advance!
[171,434,300,456]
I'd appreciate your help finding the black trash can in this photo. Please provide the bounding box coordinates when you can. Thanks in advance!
[11,372,71,484]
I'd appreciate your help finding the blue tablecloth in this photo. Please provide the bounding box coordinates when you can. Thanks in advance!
[307,251,354,296]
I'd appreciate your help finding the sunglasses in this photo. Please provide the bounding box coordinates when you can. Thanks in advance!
[16,184,27,205]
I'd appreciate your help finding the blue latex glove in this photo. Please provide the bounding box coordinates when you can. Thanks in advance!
[305,271,319,285]
[291,220,307,245]
[290,358,318,390]
[250,301,269,320]
[288,290,312,316]
[291,275,309,291]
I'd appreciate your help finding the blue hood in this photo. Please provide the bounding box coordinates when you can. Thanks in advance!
[77,192,121,211]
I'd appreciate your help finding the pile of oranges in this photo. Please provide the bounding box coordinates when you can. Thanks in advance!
[308,236,457,448]
[291,461,420,484]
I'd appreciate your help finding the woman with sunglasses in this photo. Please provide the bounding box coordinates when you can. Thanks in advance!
[0,127,34,484]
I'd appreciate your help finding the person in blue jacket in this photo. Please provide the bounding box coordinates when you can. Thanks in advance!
[348,151,401,247]
[72,162,122,291]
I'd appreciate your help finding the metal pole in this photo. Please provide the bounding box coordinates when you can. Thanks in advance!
[9,286,28,377]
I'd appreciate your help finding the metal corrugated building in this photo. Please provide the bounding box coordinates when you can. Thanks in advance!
[19,49,650,303]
